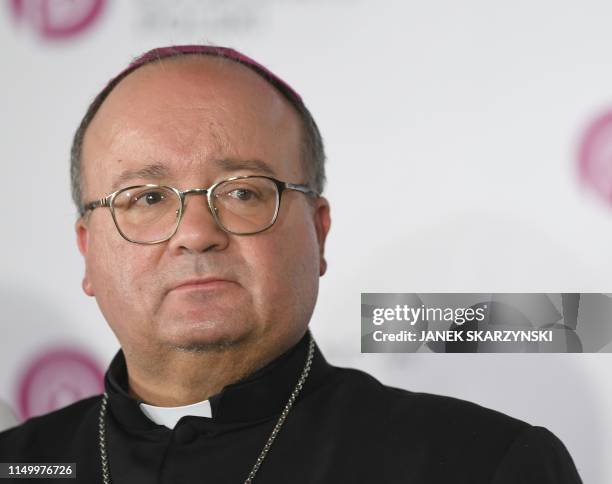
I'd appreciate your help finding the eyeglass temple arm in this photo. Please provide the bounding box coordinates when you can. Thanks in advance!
[285,182,319,197]
[81,197,110,215]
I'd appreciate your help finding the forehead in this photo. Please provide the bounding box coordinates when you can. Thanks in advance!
[81,56,303,193]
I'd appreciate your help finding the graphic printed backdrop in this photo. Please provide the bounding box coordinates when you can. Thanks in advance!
[1,1,612,481]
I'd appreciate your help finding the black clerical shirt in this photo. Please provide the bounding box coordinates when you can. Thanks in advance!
[0,330,583,483]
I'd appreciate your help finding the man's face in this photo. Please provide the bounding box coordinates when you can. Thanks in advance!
[76,56,330,362]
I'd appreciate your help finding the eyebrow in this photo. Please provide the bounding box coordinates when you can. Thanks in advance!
[212,158,277,177]
[110,159,277,191]
[111,163,170,191]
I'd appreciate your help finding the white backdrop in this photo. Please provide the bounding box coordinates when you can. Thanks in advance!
[1,1,611,482]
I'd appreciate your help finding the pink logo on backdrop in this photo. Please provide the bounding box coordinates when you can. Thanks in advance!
[17,348,104,420]
[578,109,612,204]
[9,0,106,40]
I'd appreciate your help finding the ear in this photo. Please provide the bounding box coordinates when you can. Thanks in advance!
[75,217,95,297]
[312,196,331,276]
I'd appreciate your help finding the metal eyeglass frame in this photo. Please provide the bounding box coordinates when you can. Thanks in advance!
[80,175,319,244]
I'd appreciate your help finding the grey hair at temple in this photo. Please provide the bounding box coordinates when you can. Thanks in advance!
[70,45,326,216]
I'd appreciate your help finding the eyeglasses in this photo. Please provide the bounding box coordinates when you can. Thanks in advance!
[81,175,318,244]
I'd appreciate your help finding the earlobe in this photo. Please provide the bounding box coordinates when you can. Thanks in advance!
[81,277,94,297]
[313,197,331,277]
[75,218,95,297]
[320,258,328,277]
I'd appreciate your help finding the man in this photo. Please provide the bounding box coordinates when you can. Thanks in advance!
[0,45,583,483]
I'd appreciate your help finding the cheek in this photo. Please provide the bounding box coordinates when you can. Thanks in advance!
[86,225,161,323]
[242,221,320,310]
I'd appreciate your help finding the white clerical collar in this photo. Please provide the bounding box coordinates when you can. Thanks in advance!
[139,399,212,429]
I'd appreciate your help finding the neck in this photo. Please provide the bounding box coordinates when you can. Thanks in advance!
[122,332,303,407]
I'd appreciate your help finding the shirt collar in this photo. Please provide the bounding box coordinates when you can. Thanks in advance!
[104,329,333,434]
[139,398,212,429]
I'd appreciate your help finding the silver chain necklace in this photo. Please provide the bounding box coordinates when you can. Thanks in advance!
[98,334,315,484]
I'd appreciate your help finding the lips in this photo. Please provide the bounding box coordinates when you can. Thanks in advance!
[170,277,236,292]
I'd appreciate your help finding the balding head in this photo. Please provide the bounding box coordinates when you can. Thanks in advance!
[81,55,305,208]
[71,46,326,216]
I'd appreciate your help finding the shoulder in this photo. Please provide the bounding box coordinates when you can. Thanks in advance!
[490,426,583,483]
[0,395,102,458]
[323,366,582,482]
[329,365,526,434]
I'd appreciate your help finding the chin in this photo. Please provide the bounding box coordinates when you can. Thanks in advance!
[160,318,255,353]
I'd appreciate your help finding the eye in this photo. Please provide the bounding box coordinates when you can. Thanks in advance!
[214,180,270,205]
[229,188,257,201]
[133,190,166,207]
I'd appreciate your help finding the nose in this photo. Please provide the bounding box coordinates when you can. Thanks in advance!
[167,192,230,254]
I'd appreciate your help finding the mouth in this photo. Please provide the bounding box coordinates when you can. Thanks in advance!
[170,278,237,293]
